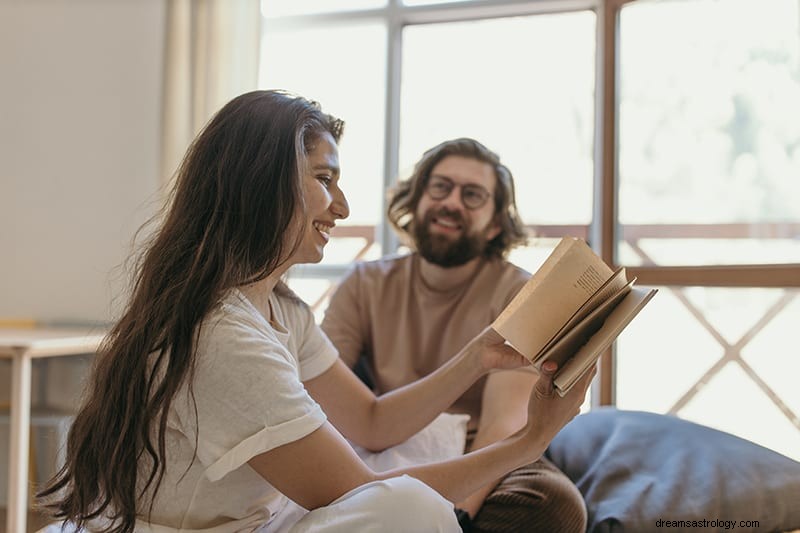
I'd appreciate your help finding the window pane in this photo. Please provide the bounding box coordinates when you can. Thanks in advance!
[618,0,800,266]
[260,22,386,264]
[616,286,800,461]
[506,237,564,274]
[400,12,596,253]
[261,0,386,18]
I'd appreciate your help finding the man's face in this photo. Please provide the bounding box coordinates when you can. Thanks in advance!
[413,155,501,267]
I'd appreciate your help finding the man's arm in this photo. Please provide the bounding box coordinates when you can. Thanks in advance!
[457,368,538,517]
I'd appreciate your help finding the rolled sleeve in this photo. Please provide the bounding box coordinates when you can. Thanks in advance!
[205,405,326,482]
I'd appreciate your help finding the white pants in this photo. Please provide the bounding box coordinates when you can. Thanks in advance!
[268,475,459,533]
[40,476,459,533]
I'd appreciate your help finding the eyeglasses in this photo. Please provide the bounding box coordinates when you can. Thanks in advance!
[425,175,492,210]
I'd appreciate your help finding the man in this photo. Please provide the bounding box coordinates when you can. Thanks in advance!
[321,138,586,532]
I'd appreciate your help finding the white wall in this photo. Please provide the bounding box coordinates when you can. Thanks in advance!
[0,0,166,324]
[0,0,167,505]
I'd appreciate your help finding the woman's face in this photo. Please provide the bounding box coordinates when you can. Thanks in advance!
[290,131,349,266]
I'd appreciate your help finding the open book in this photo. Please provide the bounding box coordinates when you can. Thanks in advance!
[492,237,657,396]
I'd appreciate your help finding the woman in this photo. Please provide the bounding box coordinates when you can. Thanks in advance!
[37,90,594,532]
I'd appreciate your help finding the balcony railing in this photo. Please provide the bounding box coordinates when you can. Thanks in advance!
[299,222,799,435]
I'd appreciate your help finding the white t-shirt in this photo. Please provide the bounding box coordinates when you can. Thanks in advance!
[135,288,339,532]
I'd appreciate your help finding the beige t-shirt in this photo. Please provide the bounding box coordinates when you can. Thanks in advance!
[321,254,530,428]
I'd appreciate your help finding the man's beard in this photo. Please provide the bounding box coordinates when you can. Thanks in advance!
[413,208,488,267]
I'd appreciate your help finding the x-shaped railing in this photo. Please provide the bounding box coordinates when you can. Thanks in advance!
[308,223,799,433]
[628,241,799,431]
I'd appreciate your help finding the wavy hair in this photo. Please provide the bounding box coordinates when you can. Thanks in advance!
[387,137,528,259]
[36,90,343,533]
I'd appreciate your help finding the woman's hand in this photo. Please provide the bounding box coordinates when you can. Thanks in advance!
[462,326,531,372]
[522,361,596,449]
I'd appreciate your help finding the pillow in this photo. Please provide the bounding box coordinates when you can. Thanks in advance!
[545,408,800,533]
[351,412,470,471]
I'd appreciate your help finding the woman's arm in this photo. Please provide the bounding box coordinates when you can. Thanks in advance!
[249,362,592,510]
[304,327,525,451]
[456,369,537,517]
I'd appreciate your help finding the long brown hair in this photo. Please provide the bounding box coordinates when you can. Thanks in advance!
[387,137,528,259]
[36,90,343,533]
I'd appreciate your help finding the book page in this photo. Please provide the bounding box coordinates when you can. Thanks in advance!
[535,279,634,369]
[553,286,658,396]
[583,267,629,311]
[493,237,582,323]
[492,237,613,361]
[536,267,629,360]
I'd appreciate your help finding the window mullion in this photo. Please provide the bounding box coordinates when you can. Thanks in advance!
[593,0,621,407]
[381,1,403,255]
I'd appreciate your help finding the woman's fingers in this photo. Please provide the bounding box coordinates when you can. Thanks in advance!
[535,361,557,399]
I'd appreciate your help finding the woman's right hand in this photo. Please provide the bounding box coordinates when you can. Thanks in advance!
[468,326,531,372]
[522,361,596,450]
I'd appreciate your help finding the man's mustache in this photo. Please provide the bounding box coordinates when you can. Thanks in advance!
[425,207,465,227]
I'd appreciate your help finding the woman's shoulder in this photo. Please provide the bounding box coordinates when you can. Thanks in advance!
[270,286,316,328]
[199,290,277,346]
[213,289,266,325]
[194,290,299,372]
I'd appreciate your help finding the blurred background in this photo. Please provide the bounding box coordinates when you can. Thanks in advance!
[1,0,799,528]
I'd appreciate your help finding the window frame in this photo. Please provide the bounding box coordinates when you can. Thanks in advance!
[262,0,800,407]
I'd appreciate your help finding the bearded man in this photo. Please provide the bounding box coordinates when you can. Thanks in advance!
[322,138,586,533]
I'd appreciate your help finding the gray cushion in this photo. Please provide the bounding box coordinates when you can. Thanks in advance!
[545,408,800,533]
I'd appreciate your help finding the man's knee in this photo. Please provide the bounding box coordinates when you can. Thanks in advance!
[472,461,587,533]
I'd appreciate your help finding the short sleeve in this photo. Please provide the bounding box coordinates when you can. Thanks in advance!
[321,264,369,368]
[281,296,339,381]
[173,307,328,482]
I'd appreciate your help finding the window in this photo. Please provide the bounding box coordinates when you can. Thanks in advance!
[261,0,599,317]
[260,8,389,317]
[260,0,800,458]
[618,0,800,266]
[615,0,800,460]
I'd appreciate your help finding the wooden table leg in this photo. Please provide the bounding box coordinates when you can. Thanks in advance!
[8,350,32,533]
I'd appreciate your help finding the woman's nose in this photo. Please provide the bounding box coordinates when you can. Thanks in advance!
[330,188,349,220]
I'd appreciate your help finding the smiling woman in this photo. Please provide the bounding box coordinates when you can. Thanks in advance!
[35,90,594,533]
[296,132,349,265]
